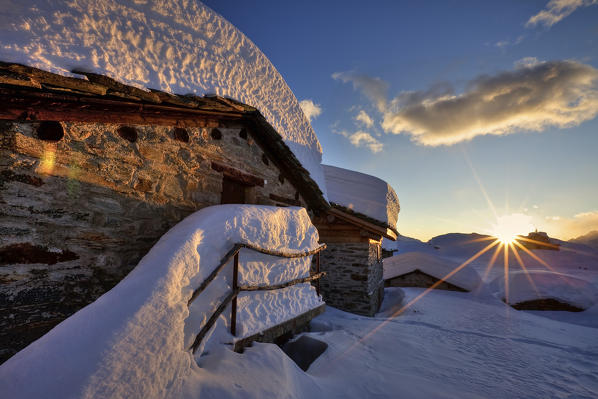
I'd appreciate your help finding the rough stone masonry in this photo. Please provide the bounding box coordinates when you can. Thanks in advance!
[0,119,308,363]
[318,241,384,316]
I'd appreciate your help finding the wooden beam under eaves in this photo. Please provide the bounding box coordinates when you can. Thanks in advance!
[327,207,397,241]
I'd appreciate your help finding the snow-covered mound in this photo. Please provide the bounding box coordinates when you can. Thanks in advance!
[0,205,323,399]
[381,234,434,254]
[323,164,399,229]
[425,232,598,284]
[0,0,326,195]
[491,270,598,309]
[428,233,491,256]
[383,251,481,291]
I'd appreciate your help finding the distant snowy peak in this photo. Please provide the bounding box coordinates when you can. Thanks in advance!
[570,230,598,250]
[323,164,400,229]
[0,0,327,196]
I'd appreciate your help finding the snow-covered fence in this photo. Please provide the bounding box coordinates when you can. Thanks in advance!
[189,242,327,353]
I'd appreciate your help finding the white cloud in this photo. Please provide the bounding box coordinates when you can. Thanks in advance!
[332,71,388,111]
[526,0,598,28]
[494,36,524,50]
[336,130,383,153]
[355,110,374,128]
[299,99,322,122]
[378,60,598,146]
[541,210,598,239]
[514,56,541,68]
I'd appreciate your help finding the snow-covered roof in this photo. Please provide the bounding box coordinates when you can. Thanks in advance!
[491,270,598,309]
[323,164,400,230]
[383,252,481,291]
[0,0,327,197]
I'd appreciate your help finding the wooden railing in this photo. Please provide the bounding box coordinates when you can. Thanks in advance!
[188,243,327,353]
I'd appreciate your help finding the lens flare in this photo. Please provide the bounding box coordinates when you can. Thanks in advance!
[37,146,56,175]
[491,213,534,244]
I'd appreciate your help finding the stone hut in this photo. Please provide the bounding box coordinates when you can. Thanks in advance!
[383,252,481,292]
[519,230,560,251]
[0,63,328,362]
[313,165,400,316]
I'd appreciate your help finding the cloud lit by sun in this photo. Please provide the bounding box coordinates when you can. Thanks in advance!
[491,213,534,244]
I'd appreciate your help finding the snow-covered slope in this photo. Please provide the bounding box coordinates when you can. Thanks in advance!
[381,234,434,254]
[0,0,327,196]
[490,270,598,309]
[383,251,481,291]
[425,233,598,282]
[185,288,598,398]
[323,164,399,229]
[0,205,323,399]
[571,230,598,250]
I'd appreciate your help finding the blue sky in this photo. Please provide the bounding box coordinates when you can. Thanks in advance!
[204,0,598,240]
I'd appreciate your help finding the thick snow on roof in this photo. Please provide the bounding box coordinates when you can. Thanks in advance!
[491,270,598,309]
[0,0,326,196]
[0,205,323,399]
[323,164,400,229]
[383,251,481,291]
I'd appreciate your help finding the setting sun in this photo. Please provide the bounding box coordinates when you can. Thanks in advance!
[491,213,534,244]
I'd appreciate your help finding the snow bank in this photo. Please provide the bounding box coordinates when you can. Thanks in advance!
[186,288,598,398]
[323,164,399,229]
[0,205,323,399]
[381,234,433,254]
[0,0,326,196]
[491,270,598,309]
[383,251,481,291]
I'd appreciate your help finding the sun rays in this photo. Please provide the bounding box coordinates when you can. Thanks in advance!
[331,220,575,365]
[491,213,534,245]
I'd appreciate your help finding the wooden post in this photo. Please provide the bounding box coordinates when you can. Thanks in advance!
[231,252,239,336]
[316,251,321,296]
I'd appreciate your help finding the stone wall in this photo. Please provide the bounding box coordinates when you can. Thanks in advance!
[0,119,307,363]
[317,240,384,316]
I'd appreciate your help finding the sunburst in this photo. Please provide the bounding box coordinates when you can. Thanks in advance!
[490,213,533,245]
[332,217,572,363]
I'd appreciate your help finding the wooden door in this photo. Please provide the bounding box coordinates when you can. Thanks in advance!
[221,177,247,204]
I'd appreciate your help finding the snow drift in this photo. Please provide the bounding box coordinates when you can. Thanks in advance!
[383,251,481,291]
[381,234,432,254]
[0,205,323,399]
[323,164,400,228]
[0,0,327,196]
[491,270,598,309]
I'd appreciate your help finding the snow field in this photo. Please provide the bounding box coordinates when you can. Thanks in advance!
[183,287,598,398]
